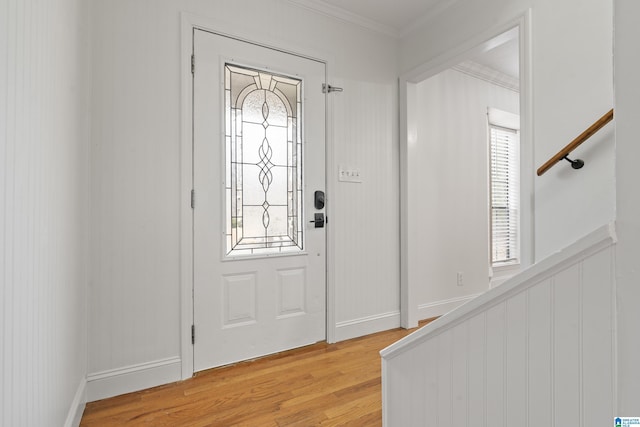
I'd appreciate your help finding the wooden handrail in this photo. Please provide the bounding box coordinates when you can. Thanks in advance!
[537,108,614,176]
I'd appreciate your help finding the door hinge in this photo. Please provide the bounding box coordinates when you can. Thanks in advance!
[191,189,195,209]
[191,324,195,345]
[191,54,195,74]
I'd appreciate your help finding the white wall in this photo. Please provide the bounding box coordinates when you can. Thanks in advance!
[614,0,640,415]
[401,0,614,261]
[410,69,519,317]
[88,0,399,397]
[0,0,90,425]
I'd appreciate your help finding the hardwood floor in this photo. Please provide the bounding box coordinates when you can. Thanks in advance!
[81,319,435,427]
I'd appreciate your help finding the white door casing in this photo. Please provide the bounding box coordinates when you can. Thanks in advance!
[192,29,327,371]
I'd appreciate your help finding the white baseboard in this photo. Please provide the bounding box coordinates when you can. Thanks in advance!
[64,377,87,427]
[87,357,182,402]
[334,311,401,342]
[417,293,482,320]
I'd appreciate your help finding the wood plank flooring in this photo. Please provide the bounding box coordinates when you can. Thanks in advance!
[81,319,434,427]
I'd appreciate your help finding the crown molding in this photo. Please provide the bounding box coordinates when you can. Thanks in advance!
[285,0,400,38]
[453,60,520,92]
[285,0,460,39]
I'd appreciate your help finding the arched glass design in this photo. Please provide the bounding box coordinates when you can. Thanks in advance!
[224,63,303,256]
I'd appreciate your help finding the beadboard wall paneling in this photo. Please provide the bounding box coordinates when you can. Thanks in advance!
[89,0,181,376]
[1,0,90,425]
[332,79,400,340]
[382,224,616,427]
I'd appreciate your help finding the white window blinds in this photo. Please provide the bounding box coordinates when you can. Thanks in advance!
[489,114,520,266]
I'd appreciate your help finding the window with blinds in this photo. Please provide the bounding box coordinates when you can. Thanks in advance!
[490,123,520,266]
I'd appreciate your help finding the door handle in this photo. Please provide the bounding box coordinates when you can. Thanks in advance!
[309,213,325,228]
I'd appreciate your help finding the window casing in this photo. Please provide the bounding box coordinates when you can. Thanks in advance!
[489,120,520,266]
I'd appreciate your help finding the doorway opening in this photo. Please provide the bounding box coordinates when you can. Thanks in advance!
[400,18,532,328]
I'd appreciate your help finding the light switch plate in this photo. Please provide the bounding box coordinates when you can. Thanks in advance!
[338,165,362,183]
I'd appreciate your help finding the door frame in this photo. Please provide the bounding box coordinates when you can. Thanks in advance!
[399,11,534,328]
[179,12,336,379]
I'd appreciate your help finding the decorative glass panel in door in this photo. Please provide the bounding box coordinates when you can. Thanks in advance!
[225,64,303,256]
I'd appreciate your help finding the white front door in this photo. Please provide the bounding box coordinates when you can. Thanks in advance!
[192,29,327,371]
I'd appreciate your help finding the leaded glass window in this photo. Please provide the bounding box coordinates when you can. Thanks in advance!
[224,63,303,256]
